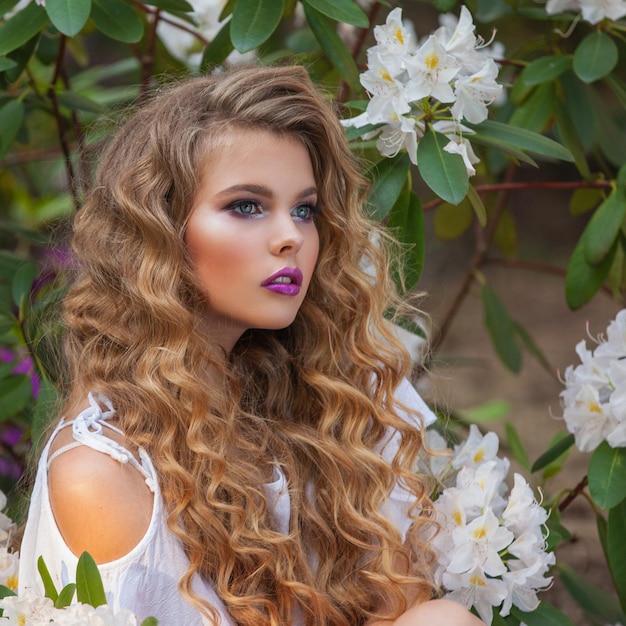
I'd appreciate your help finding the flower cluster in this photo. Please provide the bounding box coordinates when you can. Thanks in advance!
[421,426,554,625]
[545,0,626,25]
[341,6,503,175]
[560,309,626,452]
[0,593,139,625]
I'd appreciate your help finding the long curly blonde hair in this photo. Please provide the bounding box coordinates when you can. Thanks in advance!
[60,64,436,625]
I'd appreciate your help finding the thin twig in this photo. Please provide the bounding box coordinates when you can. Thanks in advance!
[48,35,79,211]
[558,475,588,512]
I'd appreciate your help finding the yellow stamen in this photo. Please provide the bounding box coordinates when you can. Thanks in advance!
[470,574,487,586]
[395,27,404,44]
[473,448,485,463]
[473,525,487,540]
[589,402,602,413]
[453,509,463,525]
[6,575,17,591]
[380,69,393,82]
[425,53,439,70]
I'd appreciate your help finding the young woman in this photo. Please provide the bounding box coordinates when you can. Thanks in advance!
[18,65,484,626]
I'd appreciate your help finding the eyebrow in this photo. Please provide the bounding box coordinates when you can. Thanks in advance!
[215,184,318,199]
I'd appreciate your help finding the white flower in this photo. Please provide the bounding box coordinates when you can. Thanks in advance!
[451,424,500,469]
[371,7,415,76]
[451,58,503,124]
[579,0,626,23]
[376,116,422,164]
[545,0,581,14]
[502,474,548,538]
[447,509,513,577]
[443,566,509,625]
[404,35,460,103]
[563,383,616,451]
[0,591,56,625]
[0,547,19,592]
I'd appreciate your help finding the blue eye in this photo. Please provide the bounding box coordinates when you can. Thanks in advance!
[291,203,320,221]
[229,200,262,217]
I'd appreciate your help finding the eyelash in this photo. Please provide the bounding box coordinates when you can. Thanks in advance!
[227,199,321,222]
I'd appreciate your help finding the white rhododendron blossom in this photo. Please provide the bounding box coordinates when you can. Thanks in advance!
[545,0,626,24]
[561,309,626,452]
[0,592,139,625]
[424,426,554,625]
[341,6,503,174]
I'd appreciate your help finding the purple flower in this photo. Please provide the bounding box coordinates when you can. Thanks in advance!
[0,348,40,397]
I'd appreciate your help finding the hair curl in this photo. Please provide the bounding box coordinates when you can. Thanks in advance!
[60,64,436,625]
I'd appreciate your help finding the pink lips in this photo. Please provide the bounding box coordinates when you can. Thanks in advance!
[262,267,303,296]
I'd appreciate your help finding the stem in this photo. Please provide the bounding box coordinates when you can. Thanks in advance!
[139,8,161,102]
[422,179,612,211]
[429,163,516,355]
[336,2,381,104]
[558,475,588,512]
[48,35,79,211]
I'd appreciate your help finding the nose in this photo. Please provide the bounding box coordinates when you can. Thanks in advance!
[270,213,304,256]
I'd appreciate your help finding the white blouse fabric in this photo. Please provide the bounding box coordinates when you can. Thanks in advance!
[18,379,436,625]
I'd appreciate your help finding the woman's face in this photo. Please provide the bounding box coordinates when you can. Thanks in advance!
[185,129,320,351]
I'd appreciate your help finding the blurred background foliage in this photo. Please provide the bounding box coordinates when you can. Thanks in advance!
[0,0,625,623]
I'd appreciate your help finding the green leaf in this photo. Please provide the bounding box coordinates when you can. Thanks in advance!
[418,130,468,205]
[303,0,369,28]
[365,153,410,221]
[0,98,24,160]
[573,31,618,84]
[0,584,16,598]
[583,189,626,266]
[569,187,604,216]
[559,565,624,624]
[231,0,284,53]
[605,74,626,109]
[45,0,91,36]
[55,583,76,608]
[200,20,234,71]
[588,441,626,509]
[511,602,576,626]
[508,82,555,134]
[466,119,574,163]
[505,422,531,471]
[456,400,511,424]
[76,552,107,607]
[467,184,486,227]
[531,433,575,473]
[303,3,360,91]
[554,99,591,180]
[142,0,194,11]
[434,199,473,240]
[468,128,538,167]
[514,321,552,374]
[494,209,518,258]
[56,90,104,113]
[11,261,37,309]
[387,190,424,293]
[521,55,572,85]
[607,499,626,613]
[0,374,33,420]
[91,0,144,43]
[0,57,17,72]
[37,556,59,603]
[565,231,616,309]
[0,1,47,56]
[482,284,521,373]
[140,619,160,626]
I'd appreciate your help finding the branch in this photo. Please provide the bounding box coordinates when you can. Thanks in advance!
[558,475,588,512]
[422,179,612,211]
[48,35,79,211]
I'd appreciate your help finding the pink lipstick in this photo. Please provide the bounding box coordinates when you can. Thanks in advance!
[262,267,303,296]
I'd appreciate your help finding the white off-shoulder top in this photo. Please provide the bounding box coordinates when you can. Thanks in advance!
[18,378,436,625]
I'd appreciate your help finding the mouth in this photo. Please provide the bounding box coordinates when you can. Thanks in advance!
[262,267,304,295]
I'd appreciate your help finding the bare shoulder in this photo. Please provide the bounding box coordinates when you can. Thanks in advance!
[48,426,154,564]
[397,599,485,625]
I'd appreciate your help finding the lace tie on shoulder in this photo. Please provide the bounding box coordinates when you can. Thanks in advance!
[51,391,156,493]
